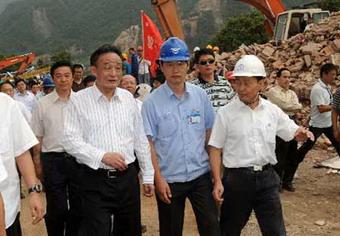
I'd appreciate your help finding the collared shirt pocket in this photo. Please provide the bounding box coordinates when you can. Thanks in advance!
[157,113,177,139]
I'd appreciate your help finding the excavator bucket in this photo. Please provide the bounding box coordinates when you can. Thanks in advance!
[151,0,185,39]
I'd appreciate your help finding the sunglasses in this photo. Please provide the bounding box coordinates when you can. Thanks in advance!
[198,59,215,66]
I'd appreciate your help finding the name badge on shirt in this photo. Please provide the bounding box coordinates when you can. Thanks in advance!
[187,110,201,125]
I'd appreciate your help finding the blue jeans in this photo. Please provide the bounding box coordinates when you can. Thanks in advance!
[220,166,286,236]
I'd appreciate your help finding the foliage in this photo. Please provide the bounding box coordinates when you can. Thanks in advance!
[317,0,340,12]
[51,51,71,63]
[211,10,269,52]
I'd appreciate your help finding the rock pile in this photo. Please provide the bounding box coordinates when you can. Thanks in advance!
[219,11,340,100]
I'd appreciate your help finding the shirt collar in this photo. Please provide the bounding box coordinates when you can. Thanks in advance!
[163,81,193,98]
[17,91,29,96]
[51,89,75,103]
[92,84,122,102]
[235,95,266,110]
[318,79,329,89]
[197,74,219,84]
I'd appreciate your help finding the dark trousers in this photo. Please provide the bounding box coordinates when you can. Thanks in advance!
[41,152,82,236]
[6,213,21,236]
[220,166,286,236]
[156,172,220,236]
[286,126,340,183]
[274,137,298,185]
[78,163,141,236]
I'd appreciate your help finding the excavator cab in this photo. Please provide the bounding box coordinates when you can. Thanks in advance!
[274,9,330,42]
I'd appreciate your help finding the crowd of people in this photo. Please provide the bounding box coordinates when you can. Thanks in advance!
[0,36,339,236]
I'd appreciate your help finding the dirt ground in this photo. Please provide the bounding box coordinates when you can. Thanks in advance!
[20,148,340,236]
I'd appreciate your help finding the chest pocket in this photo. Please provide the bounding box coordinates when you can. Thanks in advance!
[158,113,177,139]
[264,122,276,144]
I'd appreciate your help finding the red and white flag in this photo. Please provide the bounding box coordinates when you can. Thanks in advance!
[141,11,163,77]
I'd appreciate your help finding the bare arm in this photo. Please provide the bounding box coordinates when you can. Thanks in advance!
[32,137,43,181]
[209,146,224,204]
[148,138,172,204]
[317,105,332,113]
[332,108,340,141]
[0,193,5,236]
[205,129,212,151]
[16,151,45,224]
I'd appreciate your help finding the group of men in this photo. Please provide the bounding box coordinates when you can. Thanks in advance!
[0,35,338,236]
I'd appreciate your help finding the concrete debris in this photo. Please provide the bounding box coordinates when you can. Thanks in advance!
[219,11,340,102]
[314,220,326,226]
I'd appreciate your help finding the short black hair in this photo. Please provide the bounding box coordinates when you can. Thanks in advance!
[72,64,84,73]
[14,78,26,87]
[50,61,73,77]
[320,63,338,78]
[277,68,290,78]
[83,75,96,87]
[0,81,14,90]
[90,44,122,66]
[194,48,215,65]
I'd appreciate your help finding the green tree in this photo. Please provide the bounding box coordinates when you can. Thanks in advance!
[211,10,269,52]
[317,0,340,12]
[51,51,71,63]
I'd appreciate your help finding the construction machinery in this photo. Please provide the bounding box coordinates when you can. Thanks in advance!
[151,0,330,42]
[0,52,36,76]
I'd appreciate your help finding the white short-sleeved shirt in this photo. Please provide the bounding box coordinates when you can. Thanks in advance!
[31,90,74,152]
[309,79,332,128]
[209,97,299,168]
[0,93,38,228]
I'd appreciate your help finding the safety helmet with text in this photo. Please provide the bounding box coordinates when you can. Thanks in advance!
[233,55,266,77]
[159,37,190,62]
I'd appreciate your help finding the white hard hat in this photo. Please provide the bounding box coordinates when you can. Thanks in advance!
[233,55,266,77]
[193,46,200,52]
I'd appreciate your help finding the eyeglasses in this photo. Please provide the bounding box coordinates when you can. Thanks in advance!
[198,59,215,66]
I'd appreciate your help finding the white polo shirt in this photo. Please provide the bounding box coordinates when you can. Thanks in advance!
[209,97,299,168]
[0,93,38,228]
[310,79,332,128]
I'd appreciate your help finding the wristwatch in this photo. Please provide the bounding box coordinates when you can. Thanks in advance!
[28,184,43,194]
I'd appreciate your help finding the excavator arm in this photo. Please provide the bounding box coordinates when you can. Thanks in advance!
[151,0,185,39]
[238,0,285,36]
[151,0,285,39]
[0,52,36,75]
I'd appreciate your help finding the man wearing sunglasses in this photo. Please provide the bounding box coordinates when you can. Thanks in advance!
[191,48,236,111]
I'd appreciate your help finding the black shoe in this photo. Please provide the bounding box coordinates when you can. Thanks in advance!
[282,183,295,192]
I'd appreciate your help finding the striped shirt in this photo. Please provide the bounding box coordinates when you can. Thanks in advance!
[333,88,340,113]
[63,85,154,184]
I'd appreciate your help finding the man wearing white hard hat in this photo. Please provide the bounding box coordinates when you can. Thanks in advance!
[208,55,314,235]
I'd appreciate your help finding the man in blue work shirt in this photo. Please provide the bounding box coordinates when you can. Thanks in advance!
[142,37,220,236]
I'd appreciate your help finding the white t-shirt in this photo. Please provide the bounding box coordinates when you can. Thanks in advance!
[310,79,332,128]
[0,93,38,228]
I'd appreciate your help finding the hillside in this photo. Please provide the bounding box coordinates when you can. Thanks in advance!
[0,0,311,57]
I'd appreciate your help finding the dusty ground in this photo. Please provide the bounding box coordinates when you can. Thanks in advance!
[20,148,340,236]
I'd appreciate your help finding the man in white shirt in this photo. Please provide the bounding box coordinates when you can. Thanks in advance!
[63,44,154,236]
[265,68,303,192]
[293,63,339,189]
[208,55,314,236]
[31,61,81,236]
[0,93,45,236]
[14,79,37,112]
[0,157,8,236]
[137,45,151,85]
[0,81,31,123]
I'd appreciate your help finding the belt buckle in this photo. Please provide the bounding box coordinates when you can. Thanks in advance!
[107,169,118,179]
[253,165,263,172]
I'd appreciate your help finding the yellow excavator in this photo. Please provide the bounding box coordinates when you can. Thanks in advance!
[151,0,330,42]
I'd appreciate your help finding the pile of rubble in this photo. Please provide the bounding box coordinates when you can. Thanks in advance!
[219,11,340,100]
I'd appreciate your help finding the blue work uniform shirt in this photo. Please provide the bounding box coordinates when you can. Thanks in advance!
[142,82,215,183]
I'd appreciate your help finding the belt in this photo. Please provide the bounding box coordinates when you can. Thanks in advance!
[96,162,136,179]
[226,164,272,172]
[42,152,73,158]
